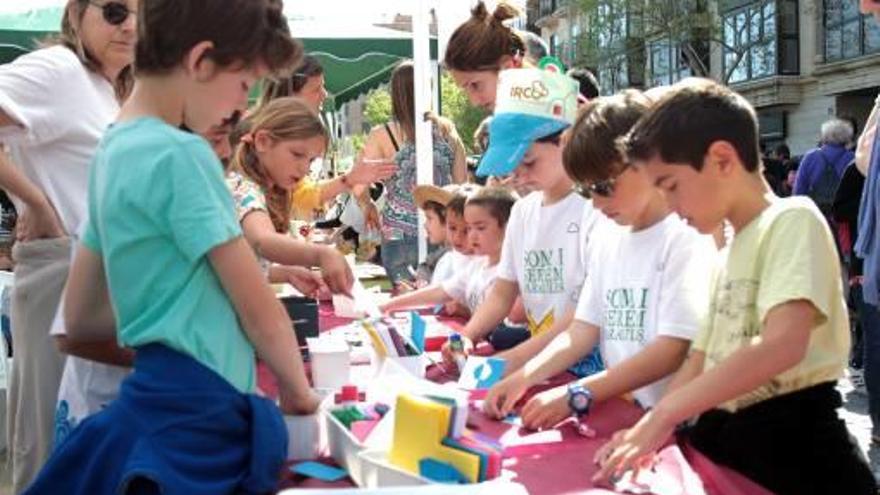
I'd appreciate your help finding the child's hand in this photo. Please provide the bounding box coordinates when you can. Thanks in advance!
[520,385,570,430]
[440,334,473,366]
[279,388,322,416]
[284,266,329,299]
[483,370,529,419]
[443,300,469,318]
[317,246,354,297]
[592,409,675,485]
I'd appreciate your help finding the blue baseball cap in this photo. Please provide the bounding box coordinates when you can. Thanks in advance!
[476,68,579,177]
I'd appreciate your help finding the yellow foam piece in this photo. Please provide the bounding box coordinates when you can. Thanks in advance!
[388,394,481,483]
[362,320,388,357]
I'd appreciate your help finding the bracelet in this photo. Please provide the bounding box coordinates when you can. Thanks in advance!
[341,174,352,190]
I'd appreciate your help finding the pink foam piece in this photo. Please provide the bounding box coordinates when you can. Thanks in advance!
[350,420,380,443]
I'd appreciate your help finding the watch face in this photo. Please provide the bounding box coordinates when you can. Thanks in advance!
[571,393,589,410]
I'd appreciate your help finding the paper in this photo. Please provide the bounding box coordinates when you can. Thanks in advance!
[290,461,348,482]
[458,357,506,390]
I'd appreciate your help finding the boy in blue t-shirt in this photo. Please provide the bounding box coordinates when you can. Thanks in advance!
[26,1,325,493]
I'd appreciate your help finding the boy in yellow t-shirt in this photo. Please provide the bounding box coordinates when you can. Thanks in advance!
[594,79,876,495]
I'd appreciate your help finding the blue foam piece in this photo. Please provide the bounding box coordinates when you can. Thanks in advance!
[290,461,348,482]
[410,311,426,353]
[419,458,466,484]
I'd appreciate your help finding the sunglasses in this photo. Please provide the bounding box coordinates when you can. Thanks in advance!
[575,177,618,199]
[89,1,134,26]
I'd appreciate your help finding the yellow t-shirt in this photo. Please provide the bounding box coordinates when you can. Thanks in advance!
[693,197,849,412]
[290,177,324,220]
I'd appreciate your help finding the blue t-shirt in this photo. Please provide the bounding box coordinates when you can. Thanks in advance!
[82,117,254,392]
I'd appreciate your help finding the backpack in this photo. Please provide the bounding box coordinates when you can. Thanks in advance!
[808,150,842,213]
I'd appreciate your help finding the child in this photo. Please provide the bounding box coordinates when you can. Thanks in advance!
[28,1,321,493]
[412,184,456,286]
[442,67,603,376]
[593,79,876,494]
[483,92,716,434]
[380,186,516,316]
[226,96,353,296]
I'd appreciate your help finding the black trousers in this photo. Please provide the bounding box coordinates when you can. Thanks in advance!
[684,382,876,495]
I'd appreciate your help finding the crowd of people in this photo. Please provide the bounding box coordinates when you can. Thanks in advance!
[1,0,880,493]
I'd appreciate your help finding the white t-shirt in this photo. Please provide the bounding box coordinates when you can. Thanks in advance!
[575,213,716,407]
[442,256,498,314]
[0,45,118,236]
[497,191,601,337]
[431,250,456,286]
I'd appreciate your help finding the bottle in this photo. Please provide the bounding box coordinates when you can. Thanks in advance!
[448,333,467,373]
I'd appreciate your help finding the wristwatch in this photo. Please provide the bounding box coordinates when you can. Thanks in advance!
[567,383,593,418]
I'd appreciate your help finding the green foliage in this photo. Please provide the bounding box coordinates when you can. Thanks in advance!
[363,88,392,127]
[440,72,488,154]
[350,133,367,154]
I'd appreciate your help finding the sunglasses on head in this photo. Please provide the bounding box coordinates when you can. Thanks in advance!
[89,1,133,26]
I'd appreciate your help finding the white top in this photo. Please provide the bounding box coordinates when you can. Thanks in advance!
[442,256,498,314]
[432,249,474,287]
[497,191,601,336]
[575,214,716,407]
[0,45,119,236]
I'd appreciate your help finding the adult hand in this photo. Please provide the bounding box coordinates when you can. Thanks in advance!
[279,388,322,416]
[591,409,675,485]
[317,246,354,297]
[483,370,530,419]
[17,199,65,241]
[521,385,570,430]
[347,155,397,186]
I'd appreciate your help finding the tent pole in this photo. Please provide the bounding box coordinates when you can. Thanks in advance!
[413,0,434,264]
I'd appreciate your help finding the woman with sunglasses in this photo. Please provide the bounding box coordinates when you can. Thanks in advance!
[0,0,135,491]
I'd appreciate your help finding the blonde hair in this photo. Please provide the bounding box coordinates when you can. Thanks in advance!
[231,97,328,233]
[42,0,133,100]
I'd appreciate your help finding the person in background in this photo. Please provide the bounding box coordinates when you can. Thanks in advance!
[520,30,548,66]
[0,0,136,490]
[794,118,855,214]
[359,61,467,289]
[567,66,600,103]
[256,56,396,220]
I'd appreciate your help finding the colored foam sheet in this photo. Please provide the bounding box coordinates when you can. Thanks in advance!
[290,461,348,482]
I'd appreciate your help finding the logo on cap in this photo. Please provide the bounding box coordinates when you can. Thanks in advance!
[510,81,550,101]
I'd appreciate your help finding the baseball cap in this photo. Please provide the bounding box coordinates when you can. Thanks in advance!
[476,67,579,177]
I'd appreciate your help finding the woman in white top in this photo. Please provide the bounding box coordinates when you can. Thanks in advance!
[0,1,136,491]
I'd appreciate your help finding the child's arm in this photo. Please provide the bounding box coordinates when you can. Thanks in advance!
[241,211,353,296]
[594,300,815,483]
[496,307,576,373]
[440,279,520,363]
[379,285,450,314]
[210,237,319,415]
[317,157,396,204]
[54,336,134,367]
[64,245,116,343]
[484,319,599,418]
[268,265,328,299]
[662,348,706,396]
[520,336,690,430]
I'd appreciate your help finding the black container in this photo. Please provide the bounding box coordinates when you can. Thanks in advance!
[279,295,319,346]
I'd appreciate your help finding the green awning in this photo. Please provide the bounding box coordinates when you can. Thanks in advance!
[0,7,437,108]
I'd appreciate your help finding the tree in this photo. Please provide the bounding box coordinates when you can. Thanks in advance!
[440,72,487,154]
[363,87,392,128]
[573,0,770,87]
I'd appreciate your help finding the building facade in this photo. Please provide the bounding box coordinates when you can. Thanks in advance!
[531,0,880,155]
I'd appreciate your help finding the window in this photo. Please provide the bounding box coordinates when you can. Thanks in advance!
[825,0,880,61]
[722,0,778,83]
[647,38,692,86]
